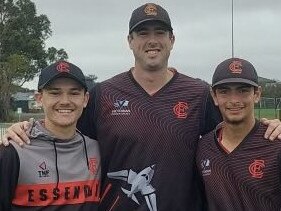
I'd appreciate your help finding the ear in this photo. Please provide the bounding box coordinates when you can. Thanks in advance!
[210,88,219,106]
[127,34,133,50]
[34,91,43,107]
[83,92,90,108]
[170,34,175,50]
[254,86,262,103]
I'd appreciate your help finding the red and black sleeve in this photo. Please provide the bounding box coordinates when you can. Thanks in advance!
[77,83,101,140]
[0,145,19,211]
[278,150,281,186]
[201,89,222,135]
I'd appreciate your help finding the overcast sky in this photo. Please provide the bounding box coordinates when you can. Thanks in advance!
[24,0,281,89]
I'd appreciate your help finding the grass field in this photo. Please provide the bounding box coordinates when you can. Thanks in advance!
[255,109,281,119]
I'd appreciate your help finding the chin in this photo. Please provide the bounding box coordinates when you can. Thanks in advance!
[53,118,77,127]
[225,117,244,125]
[56,122,76,128]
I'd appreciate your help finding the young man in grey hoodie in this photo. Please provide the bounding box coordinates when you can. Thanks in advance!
[0,61,101,210]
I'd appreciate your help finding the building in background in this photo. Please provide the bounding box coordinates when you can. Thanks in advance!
[11,92,40,113]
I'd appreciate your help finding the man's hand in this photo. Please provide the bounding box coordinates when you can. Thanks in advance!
[0,120,32,147]
[261,118,281,141]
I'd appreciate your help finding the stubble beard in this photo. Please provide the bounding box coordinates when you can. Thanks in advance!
[224,117,245,126]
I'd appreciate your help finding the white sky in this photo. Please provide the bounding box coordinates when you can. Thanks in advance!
[23,0,281,89]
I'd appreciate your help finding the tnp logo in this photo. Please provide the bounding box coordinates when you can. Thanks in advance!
[38,161,50,178]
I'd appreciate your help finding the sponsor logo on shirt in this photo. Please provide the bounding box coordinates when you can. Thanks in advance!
[173,102,189,119]
[88,157,98,175]
[12,180,100,206]
[249,159,265,179]
[38,161,50,178]
[201,159,211,176]
[111,99,131,115]
[107,165,157,211]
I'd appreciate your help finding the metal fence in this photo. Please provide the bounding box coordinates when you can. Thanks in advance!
[0,123,12,139]
[257,97,281,109]
[255,97,281,119]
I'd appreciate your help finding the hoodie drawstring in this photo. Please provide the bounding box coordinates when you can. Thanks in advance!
[77,130,90,170]
[52,141,60,188]
[51,131,90,188]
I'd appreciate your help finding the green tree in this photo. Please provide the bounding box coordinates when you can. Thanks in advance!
[260,82,281,98]
[87,74,98,82]
[0,0,68,121]
[85,74,98,90]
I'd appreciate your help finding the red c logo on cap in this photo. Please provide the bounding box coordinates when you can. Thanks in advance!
[144,4,157,16]
[56,62,70,73]
[229,60,242,74]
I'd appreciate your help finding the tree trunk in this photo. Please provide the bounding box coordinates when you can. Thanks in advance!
[0,68,12,121]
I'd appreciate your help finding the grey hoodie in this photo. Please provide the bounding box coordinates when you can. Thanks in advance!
[0,120,100,211]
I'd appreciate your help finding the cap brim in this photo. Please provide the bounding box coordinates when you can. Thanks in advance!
[212,78,258,88]
[129,18,173,33]
[38,72,87,90]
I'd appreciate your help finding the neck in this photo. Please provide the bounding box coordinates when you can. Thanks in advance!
[221,117,256,152]
[43,120,76,140]
[131,66,174,95]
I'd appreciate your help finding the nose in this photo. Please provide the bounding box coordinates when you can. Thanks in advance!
[59,93,71,104]
[147,39,158,49]
[228,91,241,103]
[147,31,158,43]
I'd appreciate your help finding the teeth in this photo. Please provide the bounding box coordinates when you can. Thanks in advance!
[147,50,158,55]
[57,109,72,113]
[229,108,242,111]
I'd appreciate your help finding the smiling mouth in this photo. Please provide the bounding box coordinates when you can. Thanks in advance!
[146,49,160,54]
[57,109,73,113]
[227,107,244,112]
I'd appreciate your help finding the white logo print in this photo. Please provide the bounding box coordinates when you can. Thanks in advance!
[201,159,211,176]
[111,100,131,115]
[107,165,157,211]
